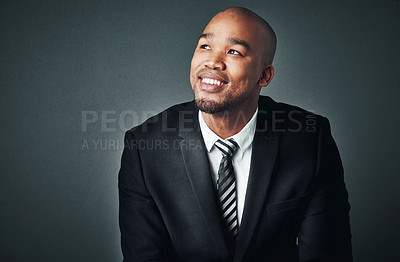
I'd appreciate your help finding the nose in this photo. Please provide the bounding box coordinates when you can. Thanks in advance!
[205,52,226,70]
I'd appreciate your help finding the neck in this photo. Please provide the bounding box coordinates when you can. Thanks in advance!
[201,104,257,139]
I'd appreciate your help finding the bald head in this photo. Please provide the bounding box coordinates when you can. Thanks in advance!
[213,7,277,65]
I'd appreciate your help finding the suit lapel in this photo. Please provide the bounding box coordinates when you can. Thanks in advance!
[235,100,281,262]
[178,104,230,260]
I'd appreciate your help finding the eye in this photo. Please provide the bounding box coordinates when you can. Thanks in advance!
[227,49,242,56]
[200,45,211,50]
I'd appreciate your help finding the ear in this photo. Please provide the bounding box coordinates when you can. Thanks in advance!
[258,65,274,87]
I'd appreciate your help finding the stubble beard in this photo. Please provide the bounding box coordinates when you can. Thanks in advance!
[194,90,247,118]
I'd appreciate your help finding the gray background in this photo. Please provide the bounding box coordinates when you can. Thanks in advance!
[1,0,399,261]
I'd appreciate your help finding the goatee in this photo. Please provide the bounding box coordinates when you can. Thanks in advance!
[194,93,244,118]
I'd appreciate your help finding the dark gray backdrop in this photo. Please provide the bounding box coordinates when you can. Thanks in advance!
[1,0,399,261]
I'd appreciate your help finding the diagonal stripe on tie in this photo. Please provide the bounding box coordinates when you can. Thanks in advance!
[218,176,235,197]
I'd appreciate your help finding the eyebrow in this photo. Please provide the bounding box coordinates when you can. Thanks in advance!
[199,33,251,51]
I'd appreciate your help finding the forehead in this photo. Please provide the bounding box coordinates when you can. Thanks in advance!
[202,13,264,45]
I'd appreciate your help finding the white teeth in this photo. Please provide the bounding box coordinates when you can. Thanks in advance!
[202,78,223,85]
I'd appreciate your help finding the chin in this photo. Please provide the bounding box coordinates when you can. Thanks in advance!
[195,97,233,117]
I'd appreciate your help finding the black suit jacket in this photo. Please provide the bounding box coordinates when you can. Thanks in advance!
[118,96,352,262]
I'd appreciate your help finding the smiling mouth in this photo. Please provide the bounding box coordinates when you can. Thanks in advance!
[202,77,224,86]
[200,77,228,88]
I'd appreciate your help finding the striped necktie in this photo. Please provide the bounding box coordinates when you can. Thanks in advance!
[214,138,239,243]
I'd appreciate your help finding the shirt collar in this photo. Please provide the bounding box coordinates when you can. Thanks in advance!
[199,107,258,153]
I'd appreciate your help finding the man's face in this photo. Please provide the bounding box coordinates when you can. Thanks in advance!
[190,12,268,115]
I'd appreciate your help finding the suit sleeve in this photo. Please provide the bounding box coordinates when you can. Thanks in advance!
[298,117,353,262]
[118,130,177,262]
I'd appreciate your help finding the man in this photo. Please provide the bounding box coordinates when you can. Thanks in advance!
[118,7,352,262]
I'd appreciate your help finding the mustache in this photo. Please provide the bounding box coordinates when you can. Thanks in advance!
[196,69,229,82]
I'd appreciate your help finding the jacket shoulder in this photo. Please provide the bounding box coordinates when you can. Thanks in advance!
[258,95,326,133]
[259,95,320,117]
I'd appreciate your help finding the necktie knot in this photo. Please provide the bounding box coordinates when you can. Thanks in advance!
[215,138,239,157]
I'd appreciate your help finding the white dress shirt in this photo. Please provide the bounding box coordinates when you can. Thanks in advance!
[198,108,258,225]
